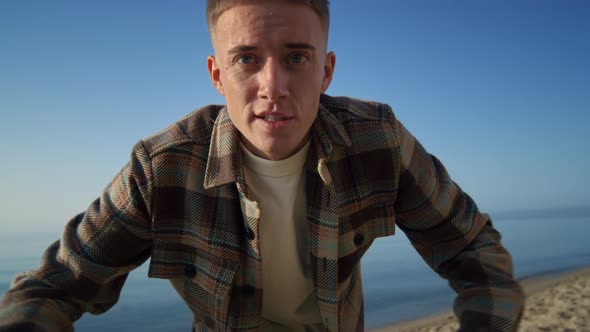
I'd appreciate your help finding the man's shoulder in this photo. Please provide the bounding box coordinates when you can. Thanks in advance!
[320,94,394,121]
[139,104,225,157]
[318,94,400,151]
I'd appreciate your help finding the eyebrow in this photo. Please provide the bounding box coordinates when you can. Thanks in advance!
[227,43,316,55]
[285,43,316,50]
[227,45,257,55]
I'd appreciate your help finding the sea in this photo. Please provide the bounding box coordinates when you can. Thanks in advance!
[1,208,589,330]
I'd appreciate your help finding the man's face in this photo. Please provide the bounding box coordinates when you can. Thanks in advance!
[207,1,335,161]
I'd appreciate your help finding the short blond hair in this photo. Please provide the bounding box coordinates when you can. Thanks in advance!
[206,0,330,33]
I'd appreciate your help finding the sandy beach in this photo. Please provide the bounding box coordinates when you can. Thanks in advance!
[370,266,590,332]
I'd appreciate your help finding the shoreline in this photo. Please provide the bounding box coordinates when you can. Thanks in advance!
[369,265,590,331]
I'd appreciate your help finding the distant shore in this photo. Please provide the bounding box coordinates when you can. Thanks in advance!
[369,265,590,332]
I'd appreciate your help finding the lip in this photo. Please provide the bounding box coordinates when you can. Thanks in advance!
[254,110,293,119]
[254,111,294,130]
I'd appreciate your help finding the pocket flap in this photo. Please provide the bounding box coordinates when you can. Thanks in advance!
[148,250,238,294]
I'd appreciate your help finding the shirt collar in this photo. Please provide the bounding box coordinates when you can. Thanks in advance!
[203,102,352,189]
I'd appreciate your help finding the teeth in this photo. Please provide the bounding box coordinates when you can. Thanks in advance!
[262,115,285,122]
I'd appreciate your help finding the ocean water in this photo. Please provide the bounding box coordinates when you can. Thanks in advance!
[1,211,589,330]
[363,212,590,327]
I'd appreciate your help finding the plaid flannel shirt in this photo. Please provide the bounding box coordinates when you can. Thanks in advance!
[0,94,524,331]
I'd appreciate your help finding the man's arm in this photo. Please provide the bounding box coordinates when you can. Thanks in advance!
[390,113,524,331]
[0,142,154,332]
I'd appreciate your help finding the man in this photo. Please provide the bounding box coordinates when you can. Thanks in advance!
[0,0,524,331]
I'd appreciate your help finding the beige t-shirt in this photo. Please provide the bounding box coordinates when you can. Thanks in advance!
[241,141,325,331]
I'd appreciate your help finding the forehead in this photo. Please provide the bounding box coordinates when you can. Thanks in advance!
[211,2,327,52]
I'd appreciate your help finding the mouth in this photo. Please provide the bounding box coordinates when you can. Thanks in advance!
[256,114,290,122]
[254,111,294,130]
[255,110,294,122]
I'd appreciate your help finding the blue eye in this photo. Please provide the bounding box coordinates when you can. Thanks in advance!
[237,55,256,65]
[289,53,308,64]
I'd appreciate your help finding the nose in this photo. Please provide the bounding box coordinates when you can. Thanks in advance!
[257,59,288,101]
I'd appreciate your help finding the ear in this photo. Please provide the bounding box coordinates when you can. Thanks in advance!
[321,51,336,93]
[207,55,225,96]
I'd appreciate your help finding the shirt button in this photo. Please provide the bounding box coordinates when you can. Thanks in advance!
[185,264,197,278]
[245,227,255,240]
[354,232,364,246]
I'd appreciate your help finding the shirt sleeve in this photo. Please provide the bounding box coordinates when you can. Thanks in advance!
[0,141,154,332]
[391,114,525,331]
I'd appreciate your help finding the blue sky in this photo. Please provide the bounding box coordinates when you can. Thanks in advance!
[1,1,588,231]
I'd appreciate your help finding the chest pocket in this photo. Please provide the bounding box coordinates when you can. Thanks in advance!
[338,202,396,283]
[148,249,238,330]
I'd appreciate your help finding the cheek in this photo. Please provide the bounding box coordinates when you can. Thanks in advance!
[225,74,259,100]
[302,65,326,92]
